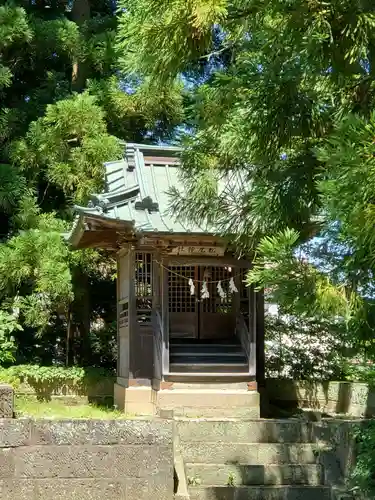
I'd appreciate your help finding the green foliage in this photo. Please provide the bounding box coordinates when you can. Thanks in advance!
[0,213,73,332]
[12,92,122,204]
[0,311,21,365]
[0,0,185,363]
[119,0,375,364]
[342,362,375,386]
[88,76,185,142]
[117,0,228,78]
[248,229,349,318]
[0,364,115,394]
[351,421,375,497]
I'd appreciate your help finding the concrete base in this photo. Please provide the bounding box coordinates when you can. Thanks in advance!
[114,380,260,418]
[158,388,260,418]
[114,383,157,415]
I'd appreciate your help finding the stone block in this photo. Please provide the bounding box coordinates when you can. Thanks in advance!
[0,448,15,477]
[177,420,315,444]
[126,477,174,500]
[30,419,172,446]
[158,389,259,409]
[0,419,31,447]
[34,479,126,500]
[15,444,172,478]
[0,385,13,418]
[185,463,323,486]
[0,479,35,500]
[189,486,332,500]
[180,442,316,465]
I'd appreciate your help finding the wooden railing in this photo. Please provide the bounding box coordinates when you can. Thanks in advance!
[236,313,256,375]
[152,309,163,382]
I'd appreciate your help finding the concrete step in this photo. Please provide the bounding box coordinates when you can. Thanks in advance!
[180,442,317,465]
[185,463,323,486]
[188,485,332,500]
[176,420,320,444]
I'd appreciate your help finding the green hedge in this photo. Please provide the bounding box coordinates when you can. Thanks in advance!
[0,365,115,400]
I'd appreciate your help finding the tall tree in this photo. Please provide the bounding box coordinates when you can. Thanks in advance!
[0,0,185,365]
[117,0,375,353]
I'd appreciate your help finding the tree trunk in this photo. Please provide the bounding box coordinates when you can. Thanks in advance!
[70,267,92,366]
[71,0,90,92]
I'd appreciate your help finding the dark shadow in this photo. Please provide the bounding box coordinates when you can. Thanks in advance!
[365,385,375,418]
[13,367,115,403]
[335,382,352,414]
[173,467,179,494]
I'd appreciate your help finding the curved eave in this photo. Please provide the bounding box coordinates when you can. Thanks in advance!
[66,212,135,250]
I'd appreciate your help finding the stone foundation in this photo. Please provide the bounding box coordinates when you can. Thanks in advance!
[0,419,173,500]
[114,383,157,415]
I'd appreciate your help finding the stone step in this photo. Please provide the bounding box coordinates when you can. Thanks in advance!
[167,406,261,418]
[176,420,320,444]
[188,485,332,500]
[185,463,323,486]
[180,442,317,465]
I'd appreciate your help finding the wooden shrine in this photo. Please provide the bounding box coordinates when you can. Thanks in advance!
[68,143,263,416]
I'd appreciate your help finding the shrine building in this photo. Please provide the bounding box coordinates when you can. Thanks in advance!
[68,143,264,417]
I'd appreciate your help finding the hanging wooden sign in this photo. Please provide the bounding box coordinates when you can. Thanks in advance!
[168,245,225,257]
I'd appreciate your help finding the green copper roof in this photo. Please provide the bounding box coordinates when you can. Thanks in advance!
[72,142,245,236]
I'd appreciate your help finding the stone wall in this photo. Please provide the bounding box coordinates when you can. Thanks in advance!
[0,418,174,500]
[265,379,375,417]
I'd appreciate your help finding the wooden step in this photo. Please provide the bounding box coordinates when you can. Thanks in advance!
[170,344,243,354]
[170,354,247,364]
[170,362,249,373]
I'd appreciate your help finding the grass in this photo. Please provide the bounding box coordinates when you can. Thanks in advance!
[15,396,129,419]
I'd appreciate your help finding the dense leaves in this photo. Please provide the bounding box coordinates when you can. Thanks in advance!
[0,0,184,365]
[118,0,375,358]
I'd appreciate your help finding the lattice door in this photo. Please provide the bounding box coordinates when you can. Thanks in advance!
[199,266,236,340]
[169,266,198,338]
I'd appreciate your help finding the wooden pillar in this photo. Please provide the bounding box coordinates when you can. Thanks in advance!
[117,247,131,384]
[255,290,265,386]
[114,246,156,414]
[161,255,170,375]
[128,246,136,379]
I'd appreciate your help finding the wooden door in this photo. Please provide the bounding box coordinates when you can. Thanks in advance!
[199,266,236,340]
[169,266,198,338]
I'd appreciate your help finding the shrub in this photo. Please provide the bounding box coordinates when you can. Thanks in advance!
[350,421,375,497]
[265,313,350,380]
[0,364,115,400]
[0,311,21,365]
